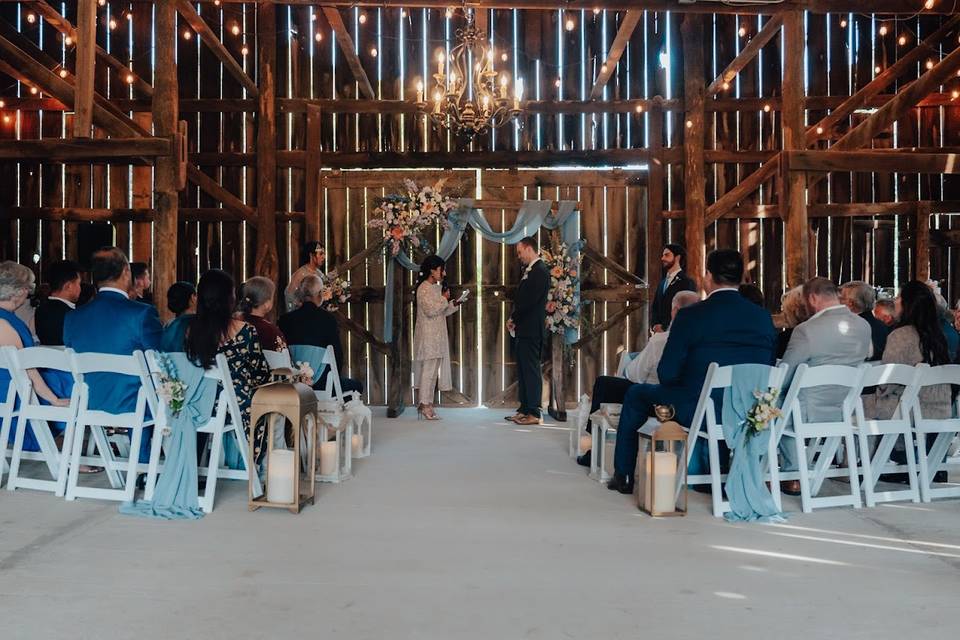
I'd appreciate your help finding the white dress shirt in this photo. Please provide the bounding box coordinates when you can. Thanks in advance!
[624,331,670,384]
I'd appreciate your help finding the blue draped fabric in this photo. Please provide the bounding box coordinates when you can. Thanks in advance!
[0,308,71,451]
[120,352,216,520]
[288,344,327,386]
[720,364,787,523]
[385,199,581,343]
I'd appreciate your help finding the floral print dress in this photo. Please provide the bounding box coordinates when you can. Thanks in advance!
[219,323,272,461]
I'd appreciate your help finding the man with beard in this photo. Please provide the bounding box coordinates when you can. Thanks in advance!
[650,243,697,333]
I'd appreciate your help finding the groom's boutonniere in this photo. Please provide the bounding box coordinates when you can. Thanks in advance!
[521,262,533,282]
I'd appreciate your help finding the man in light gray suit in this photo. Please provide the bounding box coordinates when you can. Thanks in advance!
[779,277,872,494]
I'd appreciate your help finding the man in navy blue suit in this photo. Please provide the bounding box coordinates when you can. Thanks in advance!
[607,249,777,494]
[64,247,163,463]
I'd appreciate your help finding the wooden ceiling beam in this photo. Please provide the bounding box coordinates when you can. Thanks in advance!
[175,0,258,97]
[786,150,960,175]
[706,14,782,97]
[321,7,376,100]
[588,10,641,101]
[202,1,949,16]
[0,137,171,162]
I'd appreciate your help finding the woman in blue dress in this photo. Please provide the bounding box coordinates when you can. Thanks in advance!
[0,261,72,452]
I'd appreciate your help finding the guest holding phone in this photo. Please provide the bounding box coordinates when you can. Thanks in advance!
[413,255,463,421]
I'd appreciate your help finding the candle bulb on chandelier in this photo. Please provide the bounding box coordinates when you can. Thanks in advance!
[416,79,424,103]
[514,78,523,110]
[437,51,445,75]
[500,74,508,99]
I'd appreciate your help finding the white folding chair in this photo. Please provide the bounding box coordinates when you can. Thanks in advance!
[853,363,924,507]
[66,351,153,503]
[912,364,960,503]
[682,362,789,518]
[305,347,355,481]
[584,352,639,481]
[141,351,262,512]
[4,346,81,496]
[0,348,19,479]
[778,363,868,513]
[567,394,591,459]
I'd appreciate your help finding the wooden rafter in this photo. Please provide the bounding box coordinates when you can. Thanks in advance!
[321,6,376,100]
[175,0,259,97]
[0,138,171,161]
[588,10,641,101]
[705,14,782,97]
[26,0,153,97]
[786,150,960,174]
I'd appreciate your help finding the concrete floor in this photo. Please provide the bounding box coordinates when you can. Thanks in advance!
[1,408,958,640]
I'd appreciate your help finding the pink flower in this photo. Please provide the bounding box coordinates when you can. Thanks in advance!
[546,301,557,313]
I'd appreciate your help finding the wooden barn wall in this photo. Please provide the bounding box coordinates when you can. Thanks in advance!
[3,5,960,401]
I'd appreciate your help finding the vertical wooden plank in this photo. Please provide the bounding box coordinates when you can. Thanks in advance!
[681,14,705,286]
[305,104,322,244]
[647,100,665,290]
[782,11,808,289]
[916,201,931,283]
[364,186,387,406]
[255,1,279,284]
[153,0,179,322]
[73,0,96,138]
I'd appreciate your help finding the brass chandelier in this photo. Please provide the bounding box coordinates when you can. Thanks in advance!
[414,10,523,139]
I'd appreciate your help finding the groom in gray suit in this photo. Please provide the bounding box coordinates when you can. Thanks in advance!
[779,277,871,493]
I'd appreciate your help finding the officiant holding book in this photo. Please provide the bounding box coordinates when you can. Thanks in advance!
[506,237,550,426]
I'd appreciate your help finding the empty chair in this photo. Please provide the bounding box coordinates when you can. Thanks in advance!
[66,351,153,503]
[912,364,960,502]
[683,362,788,518]
[854,363,925,507]
[4,345,79,496]
[777,363,868,513]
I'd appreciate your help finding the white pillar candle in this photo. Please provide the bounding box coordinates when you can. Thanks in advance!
[644,451,678,514]
[266,449,295,504]
[351,433,363,457]
[319,440,338,476]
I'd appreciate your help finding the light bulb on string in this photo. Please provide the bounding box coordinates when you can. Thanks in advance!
[358,12,367,25]
[875,65,881,74]
[816,126,824,135]
[762,103,771,113]
[0,100,5,108]
[601,64,608,74]
[565,16,576,32]
[926,59,934,69]
[315,32,323,42]
[3,115,10,124]
[840,18,848,28]
[635,104,644,113]
[98,0,105,5]
[109,18,117,30]
[445,8,454,19]
[879,25,887,36]
[899,35,907,46]
[183,30,192,41]
[241,45,249,56]
[126,12,132,21]
[594,8,601,15]
[30,86,38,95]
[64,35,73,45]
[738,25,747,38]
[125,73,134,84]
[59,69,68,78]
[722,81,730,91]
[401,9,407,18]
[370,47,378,58]
[555,78,561,88]
[685,120,693,129]
[501,52,508,62]
[952,89,959,99]
[26,13,36,24]
[925,0,936,9]
[231,24,240,36]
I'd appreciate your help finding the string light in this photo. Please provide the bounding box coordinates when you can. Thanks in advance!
[816,126,824,135]
[98,0,105,5]
[109,18,117,30]
[899,35,908,46]
[401,9,407,18]
[600,64,608,74]
[926,59,935,69]
[30,86,38,95]
[878,25,887,36]
[685,119,693,129]
[183,30,192,40]
[594,8,601,15]
[241,45,249,56]
[875,65,881,74]
[501,52,508,62]
[840,18,848,28]
[214,0,221,5]
[125,72,134,84]
[26,13,36,24]
[445,8,454,19]
[231,24,240,36]
[358,12,367,24]
[3,115,10,124]
[762,103,771,113]
[0,100,5,108]
[565,16,576,31]
[721,81,730,91]
[738,25,747,38]
[64,35,73,45]
[315,32,322,42]
[925,0,936,9]
[952,90,959,99]
[555,78,561,88]
[635,104,643,113]
[126,12,132,21]
[59,69,68,78]
[370,47,378,57]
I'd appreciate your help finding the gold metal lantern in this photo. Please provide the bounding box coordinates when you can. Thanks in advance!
[636,406,687,517]
[248,382,318,514]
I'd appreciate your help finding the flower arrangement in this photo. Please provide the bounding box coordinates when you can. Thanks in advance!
[294,361,315,386]
[368,179,457,256]
[155,353,187,418]
[747,387,783,436]
[320,272,351,312]
[541,242,582,334]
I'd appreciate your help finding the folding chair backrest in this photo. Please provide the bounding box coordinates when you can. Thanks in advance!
[321,348,345,402]
[785,363,868,425]
[70,350,148,425]
[212,353,245,428]
[7,346,76,402]
[263,349,292,371]
[615,351,640,379]
[144,350,228,430]
[0,346,18,410]
[859,363,925,420]
[914,364,960,423]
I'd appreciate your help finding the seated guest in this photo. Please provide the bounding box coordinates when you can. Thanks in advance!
[863,281,952,420]
[779,277,871,494]
[129,262,153,304]
[738,283,765,307]
[279,275,362,395]
[840,280,888,361]
[577,290,699,467]
[935,296,959,362]
[185,269,271,461]
[284,241,326,311]
[776,286,809,359]
[77,282,96,306]
[607,249,777,494]
[0,261,71,452]
[160,281,197,352]
[35,260,82,346]
[64,248,163,464]
[874,298,898,328]
[240,276,287,353]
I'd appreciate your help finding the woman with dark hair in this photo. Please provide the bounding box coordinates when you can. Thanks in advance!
[864,280,952,420]
[239,276,287,352]
[185,269,271,460]
[160,281,197,351]
[412,255,461,420]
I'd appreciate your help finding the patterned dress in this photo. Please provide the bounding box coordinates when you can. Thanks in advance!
[219,323,272,461]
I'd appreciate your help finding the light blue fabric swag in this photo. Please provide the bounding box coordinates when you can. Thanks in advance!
[119,352,217,520]
[720,363,788,523]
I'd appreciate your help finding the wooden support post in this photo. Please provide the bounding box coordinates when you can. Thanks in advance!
[782,11,808,288]
[73,0,96,138]
[646,99,665,297]
[153,0,179,323]
[916,201,931,282]
[386,262,409,418]
[706,14,783,97]
[304,104,322,245]
[681,16,705,285]
[254,1,280,283]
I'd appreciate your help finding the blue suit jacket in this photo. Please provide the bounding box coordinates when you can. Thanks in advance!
[63,290,162,413]
[655,289,777,425]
